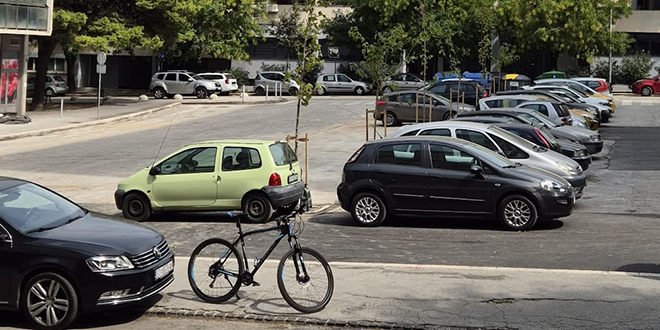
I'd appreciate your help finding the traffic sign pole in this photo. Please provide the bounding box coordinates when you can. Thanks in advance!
[96,52,106,119]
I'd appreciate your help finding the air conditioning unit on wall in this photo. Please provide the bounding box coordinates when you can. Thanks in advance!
[267,4,279,13]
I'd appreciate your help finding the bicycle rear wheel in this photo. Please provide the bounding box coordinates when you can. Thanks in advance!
[188,238,244,303]
[277,247,334,313]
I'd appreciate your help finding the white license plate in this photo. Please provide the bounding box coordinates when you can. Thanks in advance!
[155,260,174,281]
[288,173,298,184]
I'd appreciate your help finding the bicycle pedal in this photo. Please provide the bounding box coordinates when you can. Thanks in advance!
[251,281,261,287]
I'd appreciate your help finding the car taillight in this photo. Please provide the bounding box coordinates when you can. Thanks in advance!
[225,78,229,84]
[560,117,567,125]
[268,173,282,186]
[54,83,59,87]
[347,146,365,164]
[376,101,386,107]
[534,129,550,148]
[482,93,488,97]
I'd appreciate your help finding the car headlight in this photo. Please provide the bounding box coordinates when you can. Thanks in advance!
[574,120,588,128]
[86,256,134,272]
[589,134,601,142]
[573,149,587,157]
[556,162,578,175]
[540,179,568,193]
[599,101,609,106]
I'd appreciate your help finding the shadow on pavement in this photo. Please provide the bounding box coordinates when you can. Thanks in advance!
[617,263,660,275]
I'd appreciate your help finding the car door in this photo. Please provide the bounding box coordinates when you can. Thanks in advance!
[402,74,423,90]
[322,74,338,92]
[389,92,422,122]
[0,222,13,306]
[426,143,492,214]
[178,73,196,94]
[151,147,219,207]
[369,142,428,211]
[653,77,660,93]
[163,73,178,93]
[336,74,354,93]
[215,146,264,208]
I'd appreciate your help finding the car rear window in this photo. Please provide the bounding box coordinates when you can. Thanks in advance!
[53,76,65,82]
[269,142,298,166]
[200,74,221,80]
[225,74,235,79]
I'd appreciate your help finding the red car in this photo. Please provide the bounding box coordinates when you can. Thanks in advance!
[572,77,612,95]
[631,75,660,96]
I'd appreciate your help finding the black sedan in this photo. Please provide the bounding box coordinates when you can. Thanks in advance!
[337,137,575,231]
[0,177,174,330]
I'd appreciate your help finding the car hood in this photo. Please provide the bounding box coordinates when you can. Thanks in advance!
[550,124,596,140]
[29,212,163,256]
[558,139,587,152]
[500,164,571,187]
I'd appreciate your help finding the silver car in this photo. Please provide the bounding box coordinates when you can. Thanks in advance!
[382,73,427,93]
[27,74,68,97]
[316,73,370,95]
[376,91,475,126]
[253,71,299,96]
[149,71,220,99]
[389,120,588,198]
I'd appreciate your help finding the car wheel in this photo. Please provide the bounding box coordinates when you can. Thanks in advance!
[350,192,387,227]
[153,87,166,99]
[384,112,398,126]
[382,86,392,94]
[276,200,299,216]
[354,86,365,95]
[45,88,55,97]
[254,86,265,96]
[317,87,326,96]
[288,87,298,96]
[498,195,538,231]
[642,86,653,96]
[243,193,273,223]
[121,192,152,222]
[196,87,209,99]
[443,111,452,121]
[22,272,79,330]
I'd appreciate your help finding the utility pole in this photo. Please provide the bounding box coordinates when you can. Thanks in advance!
[608,8,612,85]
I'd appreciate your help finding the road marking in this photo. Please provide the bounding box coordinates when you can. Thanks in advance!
[621,101,632,106]
[642,101,653,106]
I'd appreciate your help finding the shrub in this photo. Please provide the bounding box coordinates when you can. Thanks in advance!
[230,67,250,87]
[591,60,620,83]
[259,62,288,73]
[620,51,654,85]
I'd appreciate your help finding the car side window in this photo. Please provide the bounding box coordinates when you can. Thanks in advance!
[222,147,262,171]
[455,129,498,152]
[429,144,475,172]
[397,93,415,104]
[405,75,418,82]
[429,84,447,94]
[155,73,165,80]
[181,74,193,82]
[164,73,177,81]
[158,147,217,174]
[537,104,549,116]
[376,143,422,167]
[46,76,52,83]
[399,129,420,136]
[323,75,335,82]
[518,113,542,125]
[485,100,501,108]
[418,129,451,137]
[337,74,351,82]
[489,134,528,159]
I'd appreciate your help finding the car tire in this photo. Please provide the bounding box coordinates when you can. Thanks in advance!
[384,112,398,126]
[22,272,80,330]
[121,192,152,222]
[350,192,387,227]
[354,86,365,95]
[382,86,392,94]
[254,86,265,96]
[288,87,298,96]
[45,88,55,97]
[276,200,299,216]
[443,111,452,121]
[243,193,273,223]
[642,86,653,96]
[195,87,209,99]
[317,87,326,96]
[497,195,538,231]
[153,87,166,99]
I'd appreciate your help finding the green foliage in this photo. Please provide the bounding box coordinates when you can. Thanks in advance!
[565,65,591,77]
[338,63,368,83]
[620,52,655,85]
[230,67,250,87]
[591,60,620,83]
[260,62,289,73]
[301,63,325,85]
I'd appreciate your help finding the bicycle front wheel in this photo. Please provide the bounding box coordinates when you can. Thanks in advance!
[188,238,244,303]
[277,247,334,313]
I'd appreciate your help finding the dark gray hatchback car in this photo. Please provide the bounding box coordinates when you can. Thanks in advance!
[337,136,575,231]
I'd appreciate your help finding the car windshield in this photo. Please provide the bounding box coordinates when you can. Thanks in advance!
[520,111,561,127]
[462,143,515,168]
[0,182,86,234]
[487,125,540,151]
[53,76,66,83]
[190,74,203,80]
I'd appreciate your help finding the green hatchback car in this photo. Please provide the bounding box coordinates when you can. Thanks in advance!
[114,140,305,223]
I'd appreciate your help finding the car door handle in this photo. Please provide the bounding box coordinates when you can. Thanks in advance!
[216,176,221,182]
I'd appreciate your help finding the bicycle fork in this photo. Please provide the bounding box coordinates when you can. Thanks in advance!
[290,242,310,284]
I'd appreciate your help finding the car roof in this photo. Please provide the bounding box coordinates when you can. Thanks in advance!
[391,120,492,136]
[451,116,517,123]
[481,95,539,100]
[367,135,477,148]
[0,176,28,191]
[492,122,540,131]
[572,77,606,81]
[187,140,286,147]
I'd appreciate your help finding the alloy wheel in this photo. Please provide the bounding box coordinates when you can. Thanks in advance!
[503,199,531,228]
[27,278,71,328]
[355,196,381,224]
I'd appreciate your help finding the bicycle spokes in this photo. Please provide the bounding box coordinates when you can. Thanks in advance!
[277,247,334,313]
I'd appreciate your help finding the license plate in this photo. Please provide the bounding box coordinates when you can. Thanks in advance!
[288,173,298,184]
[155,260,174,281]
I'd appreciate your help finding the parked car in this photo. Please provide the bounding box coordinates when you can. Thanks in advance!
[572,77,612,96]
[513,100,573,126]
[316,73,370,95]
[423,79,489,107]
[631,74,660,96]
[568,109,599,131]
[0,177,174,330]
[375,91,475,126]
[523,85,611,121]
[382,73,427,93]
[337,137,575,230]
[149,71,221,99]
[389,121,588,198]
[455,108,603,154]
[27,74,68,97]
[478,95,544,110]
[196,72,238,95]
[533,78,615,111]
[115,140,305,223]
[254,71,299,96]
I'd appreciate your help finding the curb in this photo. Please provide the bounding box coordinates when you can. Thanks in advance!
[0,102,182,142]
[145,307,428,330]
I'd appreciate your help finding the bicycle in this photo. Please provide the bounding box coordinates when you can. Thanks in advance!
[187,207,334,313]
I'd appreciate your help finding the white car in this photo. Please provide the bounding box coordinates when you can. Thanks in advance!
[196,73,238,95]
[515,100,574,126]
[478,95,541,110]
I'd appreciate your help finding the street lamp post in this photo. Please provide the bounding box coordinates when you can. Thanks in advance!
[608,8,612,86]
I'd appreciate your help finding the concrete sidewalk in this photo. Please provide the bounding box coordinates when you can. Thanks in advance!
[150,257,660,330]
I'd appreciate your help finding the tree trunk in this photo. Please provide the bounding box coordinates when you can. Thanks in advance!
[64,51,77,93]
[30,38,57,111]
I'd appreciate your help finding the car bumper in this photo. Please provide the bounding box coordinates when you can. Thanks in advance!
[114,189,125,209]
[573,155,591,171]
[584,141,603,154]
[536,189,575,221]
[83,255,174,312]
[263,180,305,208]
[337,182,350,211]
[565,173,587,199]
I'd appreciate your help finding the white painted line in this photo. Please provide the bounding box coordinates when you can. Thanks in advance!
[621,101,632,106]
[642,101,653,106]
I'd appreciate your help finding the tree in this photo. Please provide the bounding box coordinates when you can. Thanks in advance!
[270,10,302,71]
[495,0,633,68]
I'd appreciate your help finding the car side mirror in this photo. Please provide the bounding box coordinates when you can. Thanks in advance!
[470,164,483,174]
[149,166,161,176]
[0,231,10,242]
[188,78,194,82]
